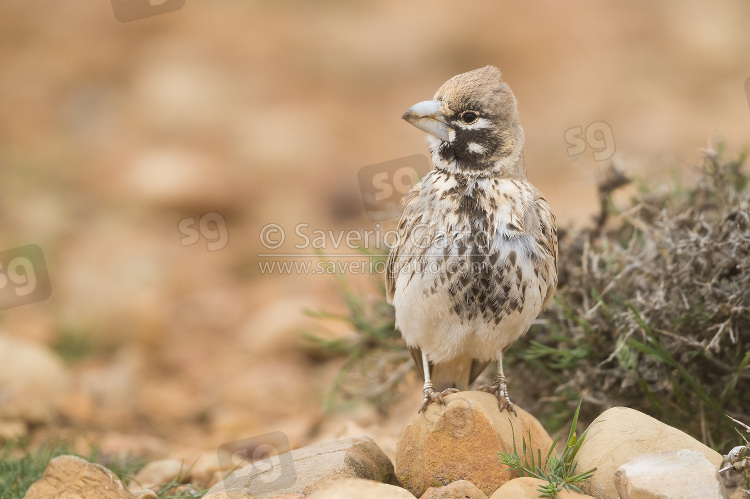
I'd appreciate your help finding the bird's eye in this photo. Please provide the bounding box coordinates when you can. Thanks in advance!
[460,111,479,124]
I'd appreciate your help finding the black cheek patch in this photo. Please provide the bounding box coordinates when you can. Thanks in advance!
[437,141,456,165]
[452,128,498,170]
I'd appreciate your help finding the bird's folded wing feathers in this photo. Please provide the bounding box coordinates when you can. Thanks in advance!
[386,184,422,303]
[534,195,558,311]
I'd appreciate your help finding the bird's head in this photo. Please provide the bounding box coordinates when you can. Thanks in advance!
[402,65,526,178]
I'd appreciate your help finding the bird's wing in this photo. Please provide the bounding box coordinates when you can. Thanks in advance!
[386,181,423,304]
[533,194,558,311]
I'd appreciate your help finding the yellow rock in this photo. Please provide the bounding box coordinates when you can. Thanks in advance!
[395,391,553,497]
[131,458,186,490]
[421,479,488,498]
[489,477,594,498]
[24,455,137,499]
[308,478,415,498]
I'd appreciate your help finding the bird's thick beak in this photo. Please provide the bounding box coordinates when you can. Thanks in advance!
[402,100,451,142]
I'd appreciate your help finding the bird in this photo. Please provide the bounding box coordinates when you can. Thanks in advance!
[386,66,558,415]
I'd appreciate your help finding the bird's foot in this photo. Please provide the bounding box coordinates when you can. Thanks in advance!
[418,387,459,414]
[479,377,517,416]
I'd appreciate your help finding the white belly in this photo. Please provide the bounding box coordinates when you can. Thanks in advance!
[392,235,547,364]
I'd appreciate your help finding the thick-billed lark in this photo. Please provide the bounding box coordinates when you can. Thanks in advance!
[387,66,558,415]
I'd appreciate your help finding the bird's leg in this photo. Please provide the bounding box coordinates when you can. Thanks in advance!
[417,350,459,414]
[479,354,517,416]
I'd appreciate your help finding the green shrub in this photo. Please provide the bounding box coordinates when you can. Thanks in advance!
[514,142,749,448]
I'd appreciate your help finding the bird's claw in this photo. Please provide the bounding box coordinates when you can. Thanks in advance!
[418,387,459,413]
[479,382,517,416]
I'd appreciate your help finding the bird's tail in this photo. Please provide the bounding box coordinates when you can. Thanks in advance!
[409,347,491,391]
[431,358,472,391]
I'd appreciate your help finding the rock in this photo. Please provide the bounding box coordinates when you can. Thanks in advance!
[614,449,729,498]
[310,411,405,463]
[142,449,241,491]
[175,450,228,489]
[0,419,27,440]
[201,493,250,499]
[396,391,553,497]
[420,479,488,498]
[131,490,158,499]
[576,407,724,499]
[24,455,135,499]
[206,436,396,498]
[122,147,237,210]
[489,477,594,498]
[0,335,70,423]
[202,493,305,499]
[57,387,96,424]
[239,297,323,357]
[308,478,415,498]
[131,458,187,490]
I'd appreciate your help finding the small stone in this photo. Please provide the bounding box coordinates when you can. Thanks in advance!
[202,492,304,499]
[396,391,553,497]
[175,450,227,489]
[575,407,725,499]
[307,478,415,498]
[131,490,158,499]
[24,455,134,499]
[420,479,488,498]
[311,415,401,463]
[489,477,594,498]
[239,297,325,358]
[201,493,253,499]
[122,147,235,210]
[131,458,187,490]
[57,388,96,425]
[206,436,395,498]
[0,335,70,423]
[0,419,27,440]
[308,478,414,499]
[614,449,729,498]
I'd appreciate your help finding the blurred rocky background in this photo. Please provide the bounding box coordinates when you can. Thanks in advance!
[1,0,749,486]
